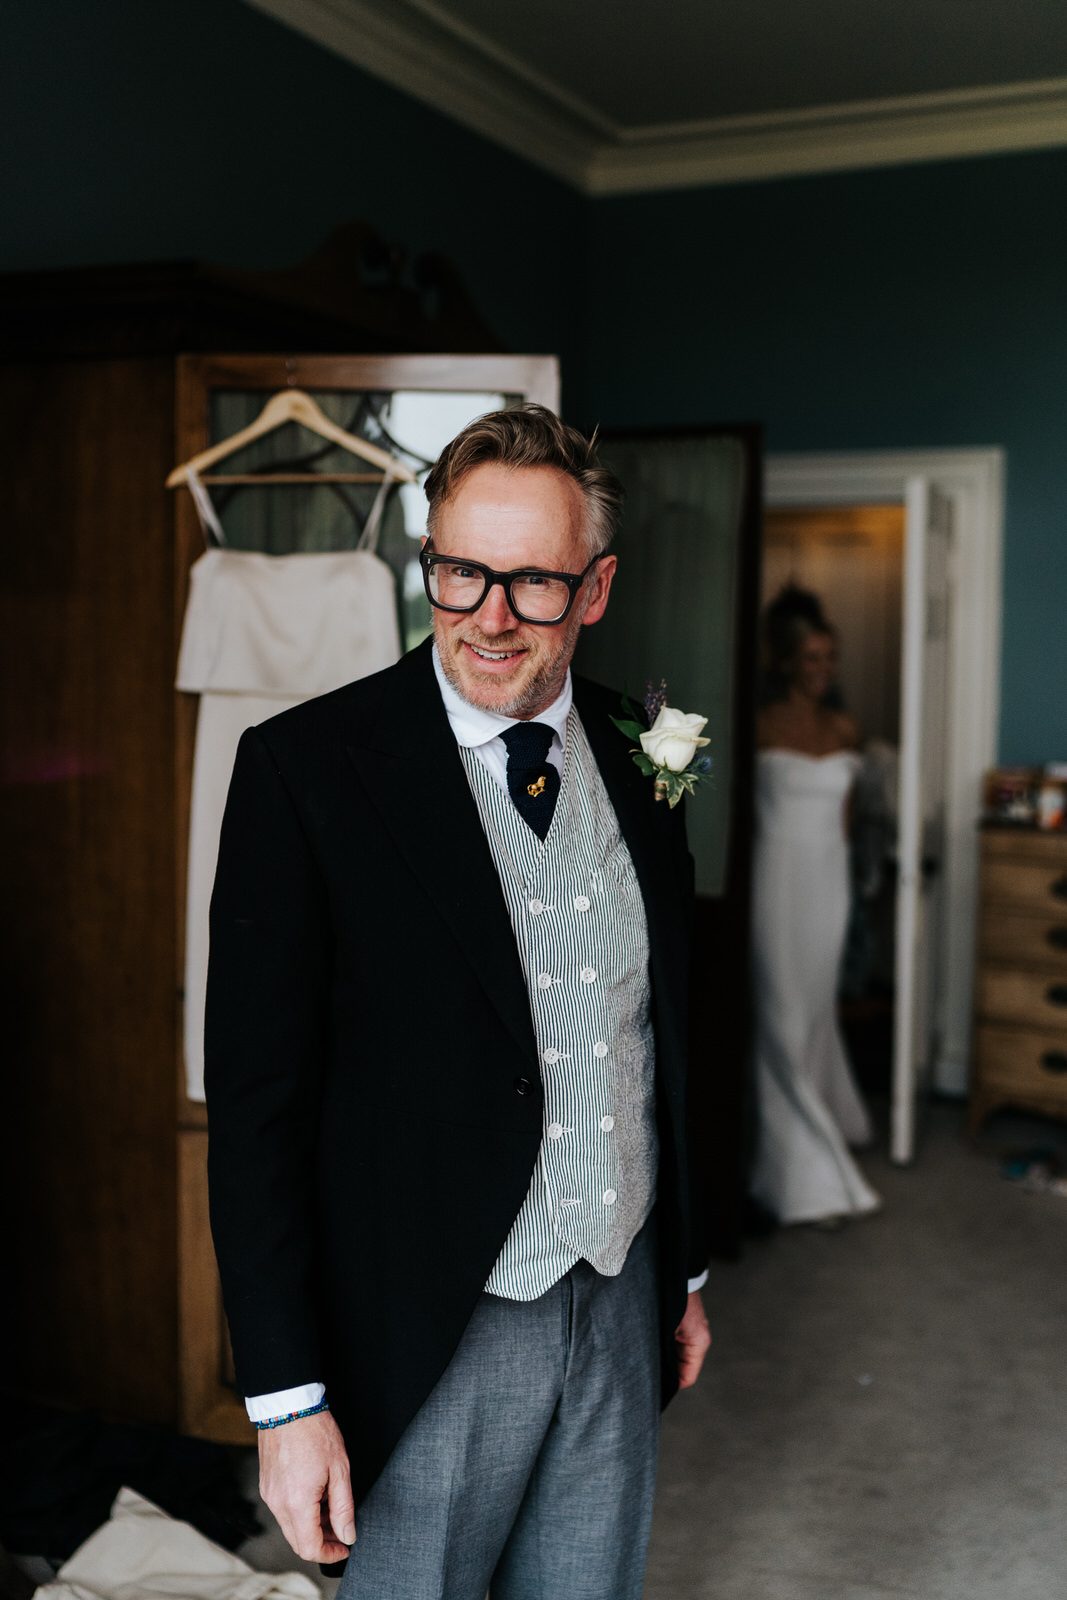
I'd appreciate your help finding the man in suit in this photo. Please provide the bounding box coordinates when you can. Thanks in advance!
[205,404,711,1600]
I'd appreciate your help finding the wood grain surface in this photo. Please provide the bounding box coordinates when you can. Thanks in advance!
[2,357,180,1421]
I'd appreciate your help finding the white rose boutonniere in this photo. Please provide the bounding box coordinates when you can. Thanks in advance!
[611,680,713,808]
[640,708,710,773]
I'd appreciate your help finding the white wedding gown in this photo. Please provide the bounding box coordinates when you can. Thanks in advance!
[750,749,881,1224]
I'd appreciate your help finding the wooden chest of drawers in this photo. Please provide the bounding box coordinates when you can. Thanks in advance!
[970,828,1067,1131]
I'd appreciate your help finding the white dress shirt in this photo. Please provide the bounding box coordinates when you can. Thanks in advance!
[430,644,571,790]
[245,650,704,1424]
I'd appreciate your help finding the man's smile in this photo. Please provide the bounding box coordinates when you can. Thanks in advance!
[461,640,529,670]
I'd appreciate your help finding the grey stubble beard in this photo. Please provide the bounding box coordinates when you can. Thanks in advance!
[434,607,586,719]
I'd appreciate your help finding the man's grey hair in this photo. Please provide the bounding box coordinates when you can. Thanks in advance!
[424,403,623,562]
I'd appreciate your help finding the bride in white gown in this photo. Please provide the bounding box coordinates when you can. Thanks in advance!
[750,587,881,1225]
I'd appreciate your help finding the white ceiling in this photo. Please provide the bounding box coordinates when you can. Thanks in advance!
[243,0,1067,193]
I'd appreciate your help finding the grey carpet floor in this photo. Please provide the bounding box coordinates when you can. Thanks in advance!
[237,1103,1067,1599]
[643,1102,1067,1600]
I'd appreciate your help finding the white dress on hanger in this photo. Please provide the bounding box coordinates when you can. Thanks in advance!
[176,485,401,1101]
[749,748,881,1224]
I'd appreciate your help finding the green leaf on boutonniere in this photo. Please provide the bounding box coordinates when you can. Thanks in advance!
[632,752,657,777]
[611,715,647,742]
[665,768,702,807]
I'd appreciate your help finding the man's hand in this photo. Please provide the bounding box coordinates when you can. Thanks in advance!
[258,1409,355,1562]
[675,1289,712,1389]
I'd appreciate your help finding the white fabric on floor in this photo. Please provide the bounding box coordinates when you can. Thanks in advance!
[33,1487,320,1600]
[177,547,400,1100]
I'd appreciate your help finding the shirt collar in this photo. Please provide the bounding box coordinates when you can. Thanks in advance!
[432,643,572,751]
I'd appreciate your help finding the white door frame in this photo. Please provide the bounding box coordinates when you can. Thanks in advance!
[765,448,1005,1096]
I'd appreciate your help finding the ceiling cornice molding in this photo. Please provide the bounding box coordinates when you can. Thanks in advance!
[590,75,1067,193]
[241,0,603,188]
[398,0,617,137]
[242,0,1067,195]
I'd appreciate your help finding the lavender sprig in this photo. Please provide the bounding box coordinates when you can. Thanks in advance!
[644,678,668,722]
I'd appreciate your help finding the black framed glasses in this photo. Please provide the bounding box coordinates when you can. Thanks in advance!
[419,542,604,625]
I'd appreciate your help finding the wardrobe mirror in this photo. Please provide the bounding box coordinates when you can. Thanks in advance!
[206,388,514,651]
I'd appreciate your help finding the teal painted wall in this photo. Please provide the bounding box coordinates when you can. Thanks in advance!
[3,0,1065,760]
[0,0,584,377]
[583,153,1067,765]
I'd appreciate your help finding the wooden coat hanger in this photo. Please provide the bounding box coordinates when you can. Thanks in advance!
[166,388,418,488]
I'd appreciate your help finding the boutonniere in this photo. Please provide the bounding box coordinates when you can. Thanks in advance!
[611,680,712,808]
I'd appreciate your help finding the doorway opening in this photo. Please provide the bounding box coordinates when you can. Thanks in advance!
[764,448,1003,1164]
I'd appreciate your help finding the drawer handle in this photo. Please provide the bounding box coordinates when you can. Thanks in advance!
[1040,1051,1067,1075]
[1047,926,1067,950]
[1053,875,1067,901]
[1048,984,1067,1006]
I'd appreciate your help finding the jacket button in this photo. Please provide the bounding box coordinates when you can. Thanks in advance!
[514,1076,535,1096]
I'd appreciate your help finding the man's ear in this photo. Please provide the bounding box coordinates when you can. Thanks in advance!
[580,555,617,627]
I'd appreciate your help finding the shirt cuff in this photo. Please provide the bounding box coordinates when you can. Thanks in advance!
[245,1381,326,1423]
[687,1271,708,1294]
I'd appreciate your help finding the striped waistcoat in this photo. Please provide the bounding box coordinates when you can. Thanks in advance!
[459,709,658,1300]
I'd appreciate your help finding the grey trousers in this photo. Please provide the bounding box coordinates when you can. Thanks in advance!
[337,1218,661,1600]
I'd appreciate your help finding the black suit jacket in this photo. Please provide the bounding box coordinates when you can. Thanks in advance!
[205,637,704,1506]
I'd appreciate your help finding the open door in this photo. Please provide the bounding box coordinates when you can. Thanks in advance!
[892,478,954,1162]
[574,425,763,1255]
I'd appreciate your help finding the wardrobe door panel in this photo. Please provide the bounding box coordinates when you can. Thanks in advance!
[2,357,180,1421]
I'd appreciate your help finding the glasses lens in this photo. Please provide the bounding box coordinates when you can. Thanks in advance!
[428,559,487,611]
[510,573,573,621]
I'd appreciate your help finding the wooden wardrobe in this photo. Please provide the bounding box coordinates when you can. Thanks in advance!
[0,229,556,1440]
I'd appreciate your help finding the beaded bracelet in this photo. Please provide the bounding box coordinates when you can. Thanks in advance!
[254,1399,330,1431]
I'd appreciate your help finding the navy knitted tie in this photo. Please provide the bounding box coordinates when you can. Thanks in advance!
[500,722,560,841]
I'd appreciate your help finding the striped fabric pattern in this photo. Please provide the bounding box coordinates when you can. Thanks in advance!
[460,710,657,1302]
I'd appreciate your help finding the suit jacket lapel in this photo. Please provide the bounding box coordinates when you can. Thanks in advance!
[573,677,680,997]
[345,642,538,1072]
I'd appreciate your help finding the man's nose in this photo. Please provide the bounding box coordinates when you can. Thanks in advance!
[473,580,518,635]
